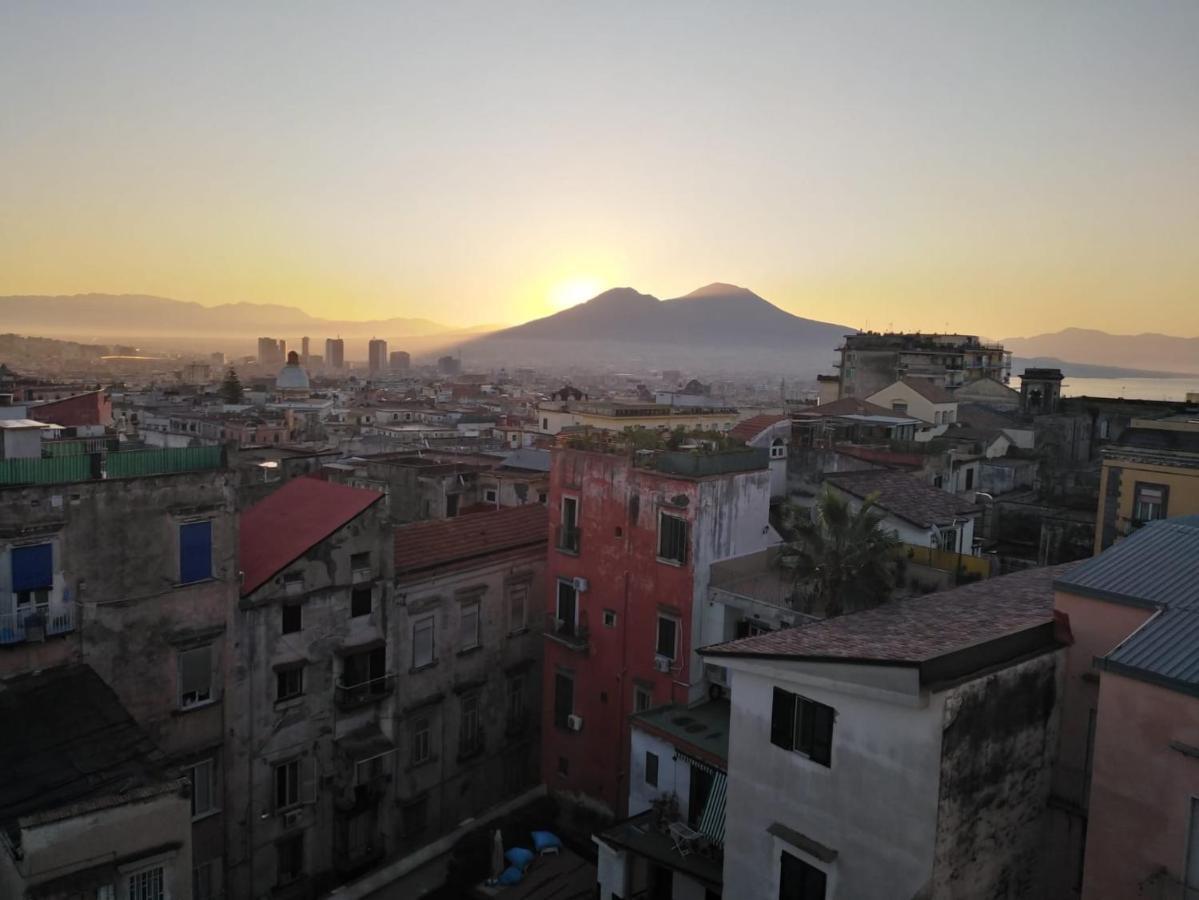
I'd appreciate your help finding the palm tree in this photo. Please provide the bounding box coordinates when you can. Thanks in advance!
[780,487,900,617]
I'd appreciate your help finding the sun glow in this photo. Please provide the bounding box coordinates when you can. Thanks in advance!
[548,278,604,311]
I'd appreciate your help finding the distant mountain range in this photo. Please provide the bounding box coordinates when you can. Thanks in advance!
[1003,328,1199,376]
[0,294,491,357]
[463,283,854,375]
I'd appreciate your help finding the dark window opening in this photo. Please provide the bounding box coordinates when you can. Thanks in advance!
[658,513,688,564]
[770,687,834,767]
[351,587,372,617]
[554,672,574,729]
[282,602,302,634]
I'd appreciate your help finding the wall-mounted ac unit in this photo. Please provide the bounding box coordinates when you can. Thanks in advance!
[572,577,589,593]
[566,714,584,732]
[653,655,671,673]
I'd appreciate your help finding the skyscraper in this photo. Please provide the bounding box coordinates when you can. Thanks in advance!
[325,338,345,370]
[257,337,279,366]
[389,350,411,372]
[300,336,310,365]
[368,338,388,375]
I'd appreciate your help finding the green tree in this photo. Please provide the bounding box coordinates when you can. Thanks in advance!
[220,367,244,404]
[780,487,901,617]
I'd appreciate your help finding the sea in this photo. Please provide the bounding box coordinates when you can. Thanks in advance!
[1011,376,1199,403]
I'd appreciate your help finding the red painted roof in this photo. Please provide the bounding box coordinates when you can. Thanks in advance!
[395,503,548,576]
[240,477,383,596]
[729,414,789,442]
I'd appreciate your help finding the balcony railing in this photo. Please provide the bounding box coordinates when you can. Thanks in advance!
[544,610,589,651]
[0,601,76,645]
[334,673,395,710]
[556,525,582,555]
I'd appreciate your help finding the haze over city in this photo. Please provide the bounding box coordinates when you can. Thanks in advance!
[3,2,1198,337]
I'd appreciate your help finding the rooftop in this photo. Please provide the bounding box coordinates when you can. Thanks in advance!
[896,377,957,404]
[631,699,730,765]
[240,476,384,596]
[394,503,548,578]
[702,563,1074,676]
[823,469,981,528]
[794,397,896,419]
[0,665,175,843]
[728,414,789,443]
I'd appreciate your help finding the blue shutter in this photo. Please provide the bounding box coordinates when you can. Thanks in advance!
[12,544,53,591]
[180,522,213,584]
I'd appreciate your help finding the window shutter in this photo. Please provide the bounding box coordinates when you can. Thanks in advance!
[180,522,213,583]
[811,702,834,766]
[12,544,53,592]
[770,687,795,750]
[797,697,816,755]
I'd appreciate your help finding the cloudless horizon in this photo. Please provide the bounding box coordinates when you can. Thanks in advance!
[2,2,1197,336]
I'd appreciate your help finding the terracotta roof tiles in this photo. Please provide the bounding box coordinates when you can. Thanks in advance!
[395,503,548,576]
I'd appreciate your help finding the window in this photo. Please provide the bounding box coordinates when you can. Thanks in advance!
[484,488,498,503]
[603,609,617,628]
[779,850,827,900]
[11,543,52,608]
[276,665,303,701]
[508,582,528,633]
[558,495,581,553]
[770,688,834,767]
[557,756,569,776]
[190,758,216,818]
[657,513,688,564]
[193,860,221,900]
[965,467,975,490]
[355,752,393,786]
[1134,483,1168,522]
[351,586,372,617]
[281,602,302,634]
[179,521,213,584]
[412,716,432,764]
[283,572,304,596]
[939,528,958,552]
[460,693,483,756]
[343,647,387,694]
[507,674,525,724]
[538,492,547,504]
[555,580,578,636]
[645,751,659,787]
[413,616,435,668]
[276,833,304,885]
[460,600,480,650]
[274,759,301,811]
[553,672,574,729]
[891,401,908,415]
[542,418,549,431]
[350,551,371,576]
[634,686,652,713]
[126,864,165,900]
[770,438,786,460]
[446,493,460,517]
[736,618,771,639]
[97,886,116,900]
[179,645,213,708]
[656,616,678,661]
[402,796,428,838]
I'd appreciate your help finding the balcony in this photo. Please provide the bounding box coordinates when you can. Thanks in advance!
[334,673,395,710]
[544,610,590,652]
[556,525,582,555]
[0,601,75,645]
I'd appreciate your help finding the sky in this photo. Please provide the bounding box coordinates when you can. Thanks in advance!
[2,2,1197,337]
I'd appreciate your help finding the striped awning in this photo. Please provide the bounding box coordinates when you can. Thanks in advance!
[685,755,727,847]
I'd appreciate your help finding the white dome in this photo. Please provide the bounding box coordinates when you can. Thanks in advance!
[276,353,310,392]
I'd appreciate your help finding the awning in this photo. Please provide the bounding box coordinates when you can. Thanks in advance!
[696,769,726,846]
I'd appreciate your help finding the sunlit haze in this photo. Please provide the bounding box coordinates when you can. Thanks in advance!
[2,2,1197,336]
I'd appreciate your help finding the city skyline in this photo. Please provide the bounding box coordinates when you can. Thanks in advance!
[2,3,1198,337]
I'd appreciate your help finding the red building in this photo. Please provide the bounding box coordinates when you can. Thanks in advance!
[28,388,112,428]
[541,440,774,817]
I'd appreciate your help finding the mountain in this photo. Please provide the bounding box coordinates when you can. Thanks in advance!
[464,283,854,375]
[1003,328,1199,375]
[0,294,488,357]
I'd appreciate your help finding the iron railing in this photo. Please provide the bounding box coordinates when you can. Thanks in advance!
[0,601,76,645]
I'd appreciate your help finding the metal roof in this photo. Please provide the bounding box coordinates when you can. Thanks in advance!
[1054,516,1199,610]
[1059,516,1199,695]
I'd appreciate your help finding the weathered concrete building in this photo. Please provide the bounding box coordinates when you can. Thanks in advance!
[702,565,1070,900]
[390,504,547,855]
[0,665,194,900]
[227,476,392,897]
[837,332,1011,399]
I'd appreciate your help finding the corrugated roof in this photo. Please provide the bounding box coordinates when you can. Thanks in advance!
[240,476,383,596]
[1054,516,1199,609]
[824,469,980,528]
[395,503,548,577]
[703,564,1073,665]
[1060,517,1199,695]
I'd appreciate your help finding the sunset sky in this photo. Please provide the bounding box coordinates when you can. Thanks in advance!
[2,2,1197,337]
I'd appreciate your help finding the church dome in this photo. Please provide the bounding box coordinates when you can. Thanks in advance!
[276,351,310,392]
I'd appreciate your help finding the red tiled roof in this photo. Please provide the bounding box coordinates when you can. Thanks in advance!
[899,377,956,404]
[395,503,548,576]
[824,469,980,527]
[795,397,896,418]
[240,477,383,596]
[729,414,789,443]
[702,563,1077,665]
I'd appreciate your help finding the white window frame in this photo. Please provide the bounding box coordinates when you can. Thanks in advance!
[657,511,688,565]
[412,615,436,669]
[507,582,528,634]
[484,488,498,503]
[770,439,786,460]
[178,645,213,710]
[189,757,218,820]
[555,579,578,631]
[119,851,175,900]
[460,599,480,651]
[412,715,432,765]
[656,615,679,661]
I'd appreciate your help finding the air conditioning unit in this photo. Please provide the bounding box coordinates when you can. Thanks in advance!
[566,714,584,732]
[653,655,671,673]
[572,577,589,593]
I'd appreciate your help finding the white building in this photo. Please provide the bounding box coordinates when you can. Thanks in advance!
[867,378,958,431]
[700,565,1068,900]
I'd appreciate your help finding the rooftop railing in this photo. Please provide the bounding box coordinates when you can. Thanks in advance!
[0,445,225,486]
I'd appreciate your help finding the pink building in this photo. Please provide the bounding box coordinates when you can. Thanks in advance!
[1052,515,1199,899]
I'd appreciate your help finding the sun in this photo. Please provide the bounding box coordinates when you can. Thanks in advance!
[548,278,604,311]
